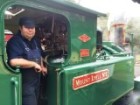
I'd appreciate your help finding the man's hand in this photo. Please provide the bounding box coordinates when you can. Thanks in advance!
[41,66,47,76]
[34,62,47,76]
[34,62,42,72]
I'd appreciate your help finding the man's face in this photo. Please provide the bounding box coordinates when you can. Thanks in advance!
[20,26,35,40]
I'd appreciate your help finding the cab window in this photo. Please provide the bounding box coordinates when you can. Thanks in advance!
[4,5,69,64]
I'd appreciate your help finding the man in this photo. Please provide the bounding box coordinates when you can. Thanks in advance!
[6,17,47,105]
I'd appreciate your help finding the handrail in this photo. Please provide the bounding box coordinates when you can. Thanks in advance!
[5,62,20,73]
[11,77,18,105]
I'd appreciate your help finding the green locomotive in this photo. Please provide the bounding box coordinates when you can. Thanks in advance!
[0,0,134,105]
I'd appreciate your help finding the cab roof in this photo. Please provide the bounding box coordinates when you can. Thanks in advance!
[38,0,106,17]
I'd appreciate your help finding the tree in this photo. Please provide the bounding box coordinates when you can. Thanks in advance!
[132,0,140,3]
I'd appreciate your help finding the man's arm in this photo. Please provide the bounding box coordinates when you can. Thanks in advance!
[10,58,42,71]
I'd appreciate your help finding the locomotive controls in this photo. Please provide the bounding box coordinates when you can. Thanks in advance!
[36,15,68,63]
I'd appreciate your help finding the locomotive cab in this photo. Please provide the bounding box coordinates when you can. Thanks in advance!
[4,5,70,104]
[5,5,69,63]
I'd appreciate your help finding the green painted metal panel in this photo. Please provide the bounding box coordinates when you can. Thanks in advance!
[0,75,22,105]
[69,13,97,64]
[61,57,134,105]
[46,56,134,105]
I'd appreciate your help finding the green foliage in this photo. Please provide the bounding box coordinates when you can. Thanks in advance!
[126,17,140,53]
